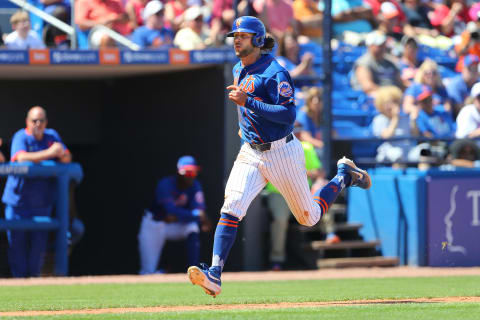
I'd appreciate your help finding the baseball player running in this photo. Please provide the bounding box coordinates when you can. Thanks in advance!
[188,16,371,297]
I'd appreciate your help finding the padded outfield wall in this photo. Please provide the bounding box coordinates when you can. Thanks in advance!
[0,49,247,276]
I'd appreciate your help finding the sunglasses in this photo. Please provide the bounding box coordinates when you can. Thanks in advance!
[29,118,46,124]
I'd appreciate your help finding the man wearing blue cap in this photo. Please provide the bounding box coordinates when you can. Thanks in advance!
[137,155,211,274]
[447,54,480,115]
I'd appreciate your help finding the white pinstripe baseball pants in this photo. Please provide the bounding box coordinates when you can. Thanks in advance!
[221,135,322,226]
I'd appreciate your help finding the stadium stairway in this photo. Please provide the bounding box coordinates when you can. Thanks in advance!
[293,203,399,269]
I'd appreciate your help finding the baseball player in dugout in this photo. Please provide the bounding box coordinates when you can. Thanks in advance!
[2,106,71,277]
[188,16,372,297]
[138,156,212,275]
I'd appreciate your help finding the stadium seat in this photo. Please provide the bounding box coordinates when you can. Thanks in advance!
[75,25,89,49]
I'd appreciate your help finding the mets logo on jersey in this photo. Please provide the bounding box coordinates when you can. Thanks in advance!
[278,81,293,97]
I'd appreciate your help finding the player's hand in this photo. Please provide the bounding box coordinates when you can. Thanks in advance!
[48,142,65,159]
[227,85,248,106]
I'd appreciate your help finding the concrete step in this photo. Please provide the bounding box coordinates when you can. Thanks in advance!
[293,222,363,233]
[317,256,400,268]
[307,240,381,250]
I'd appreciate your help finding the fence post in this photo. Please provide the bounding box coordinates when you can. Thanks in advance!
[55,172,69,276]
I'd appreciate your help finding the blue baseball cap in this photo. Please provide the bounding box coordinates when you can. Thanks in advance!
[412,84,433,102]
[177,155,200,174]
[464,54,480,67]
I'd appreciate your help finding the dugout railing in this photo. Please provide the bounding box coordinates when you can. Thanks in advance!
[0,161,83,276]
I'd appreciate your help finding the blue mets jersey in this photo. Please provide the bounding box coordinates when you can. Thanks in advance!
[2,128,67,208]
[149,176,206,222]
[233,53,296,144]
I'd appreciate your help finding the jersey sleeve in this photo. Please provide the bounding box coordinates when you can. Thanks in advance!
[10,131,28,162]
[243,71,296,124]
[191,181,206,210]
[268,71,295,107]
[154,178,199,222]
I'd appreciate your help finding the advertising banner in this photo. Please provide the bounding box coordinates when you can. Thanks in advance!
[427,177,480,266]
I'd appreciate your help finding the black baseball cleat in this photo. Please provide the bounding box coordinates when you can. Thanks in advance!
[337,156,372,189]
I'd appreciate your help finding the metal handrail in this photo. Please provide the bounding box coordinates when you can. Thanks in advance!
[8,0,140,51]
[8,0,74,36]
[88,24,140,51]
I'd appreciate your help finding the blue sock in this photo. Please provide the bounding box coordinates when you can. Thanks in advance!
[313,173,351,217]
[186,232,200,267]
[210,213,239,276]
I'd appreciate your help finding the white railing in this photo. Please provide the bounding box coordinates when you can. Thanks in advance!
[7,0,140,50]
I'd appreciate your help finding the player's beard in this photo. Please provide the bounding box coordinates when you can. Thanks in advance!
[235,45,255,58]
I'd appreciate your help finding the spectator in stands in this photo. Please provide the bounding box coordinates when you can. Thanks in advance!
[164,0,189,32]
[403,59,452,115]
[174,5,209,50]
[75,0,132,48]
[0,139,5,163]
[446,54,480,114]
[455,82,480,139]
[42,4,71,48]
[445,138,480,168]
[401,0,439,38]
[131,0,174,49]
[125,0,150,30]
[295,86,324,151]
[429,0,471,37]
[377,1,405,41]
[253,0,295,41]
[1,106,71,278]
[414,85,455,138]
[321,0,374,40]
[5,10,46,49]
[137,155,211,274]
[371,86,418,164]
[454,21,480,72]
[397,35,420,87]
[350,30,403,97]
[293,0,323,42]
[276,31,315,78]
[208,0,234,46]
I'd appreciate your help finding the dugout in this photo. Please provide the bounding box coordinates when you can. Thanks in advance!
[0,62,248,275]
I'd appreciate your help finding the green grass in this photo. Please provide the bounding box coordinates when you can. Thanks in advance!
[1,276,479,319]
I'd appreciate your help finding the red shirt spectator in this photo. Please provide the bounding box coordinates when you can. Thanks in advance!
[364,0,406,23]
[429,0,471,37]
[75,0,131,35]
[253,0,294,40]
[125,0,150,29]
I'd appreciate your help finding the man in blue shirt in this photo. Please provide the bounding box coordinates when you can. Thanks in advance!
[414,85,455,138]
[446,54,480,114]
[138,155,211,274]
[187,16,372,297]
[131,0,174,49]
[2,106,71,277]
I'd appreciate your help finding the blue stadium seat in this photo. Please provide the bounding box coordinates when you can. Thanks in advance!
[75,25,89,49]
[332,108,370,126]
[333,120,371,138]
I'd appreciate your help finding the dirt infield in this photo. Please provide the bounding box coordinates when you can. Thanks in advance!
[1,266,480,286]
[1,267,480,317]
[1,297,480,317]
